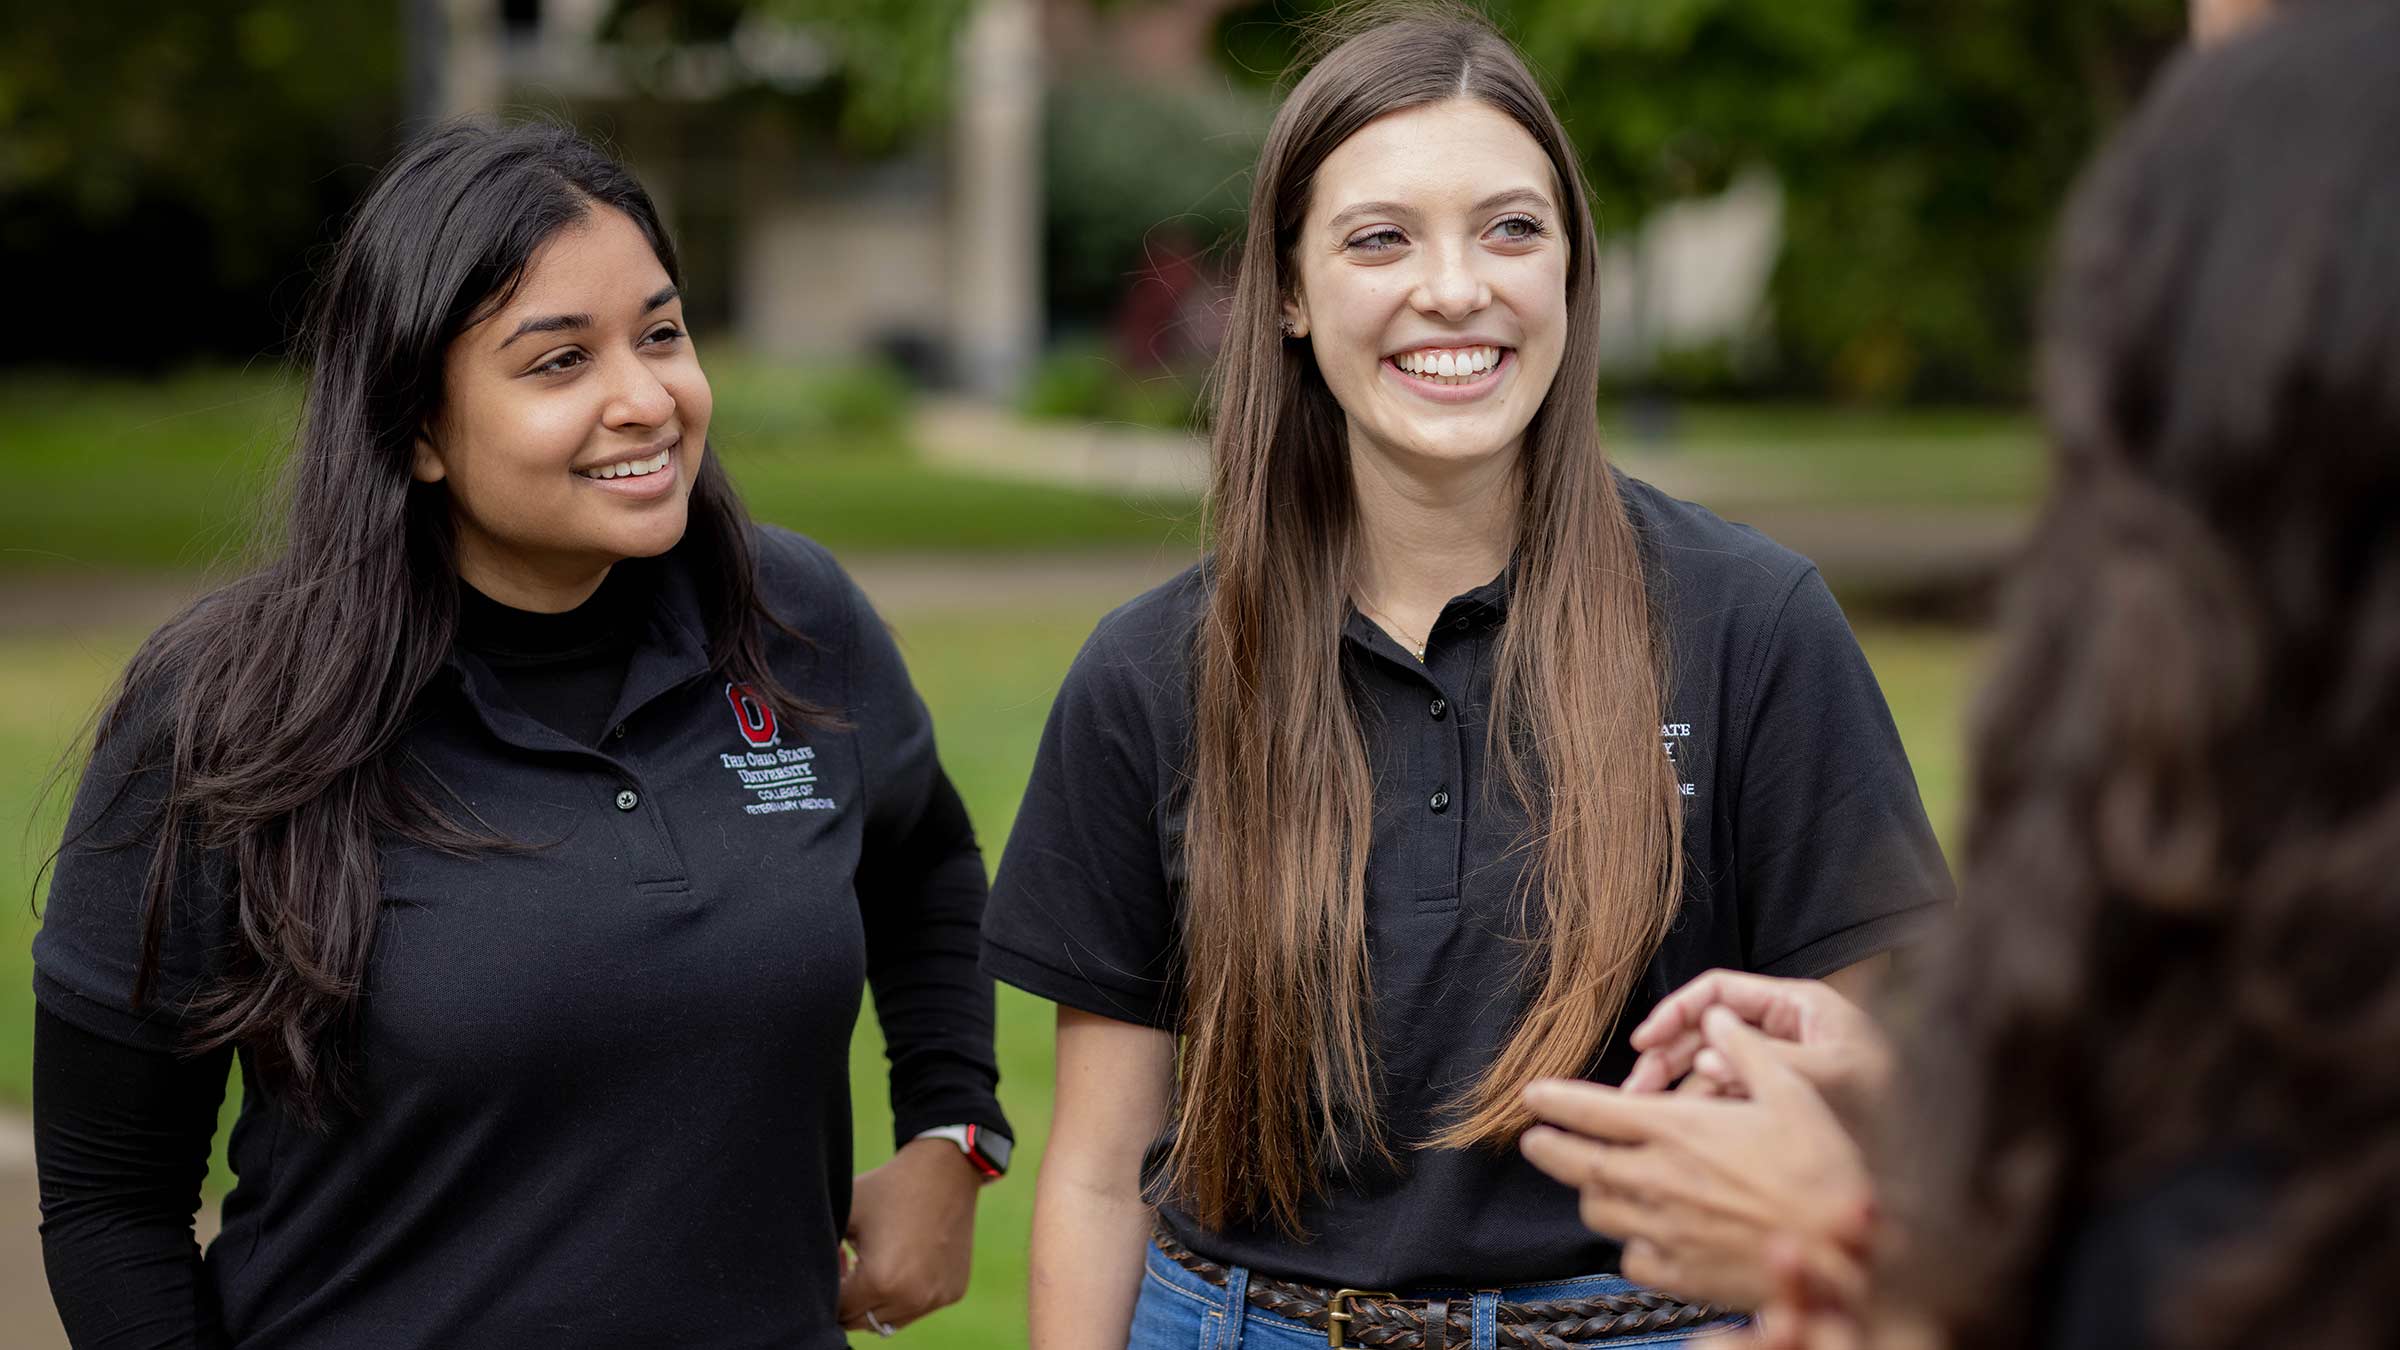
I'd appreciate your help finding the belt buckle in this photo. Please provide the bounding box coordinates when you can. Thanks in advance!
[1328,1288,1396,1348]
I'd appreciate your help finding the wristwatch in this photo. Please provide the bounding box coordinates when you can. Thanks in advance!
[913,1124,1011,1180]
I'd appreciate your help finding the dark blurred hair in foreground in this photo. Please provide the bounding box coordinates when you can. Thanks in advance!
[1905,2,2400,1346]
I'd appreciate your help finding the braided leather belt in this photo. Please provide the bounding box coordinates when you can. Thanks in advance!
[1154,1227,1730,1348]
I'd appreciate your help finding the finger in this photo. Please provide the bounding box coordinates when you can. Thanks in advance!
[1693,1047,1735,1087]
[1523,1077,1685,1142]
[1519,1128,1657,1231]
[1629,970,1737,1049]
[1576,1179,1663,1242]
[836,1256,888,1324]
[1702,1006,1811,1106]
[1519,1122,1618,1188]
[1623,1030,1706,1093]
[1672,1068,1723,1098]
[1620,1237,1687,1300]
[1634,970,1813,1050]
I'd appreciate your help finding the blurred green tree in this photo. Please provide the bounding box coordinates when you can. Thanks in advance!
[0,0,399,367]
[1216,0,2186,400]
[602,0,976,154]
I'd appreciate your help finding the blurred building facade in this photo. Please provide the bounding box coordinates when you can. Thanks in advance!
[418,0,1041,396]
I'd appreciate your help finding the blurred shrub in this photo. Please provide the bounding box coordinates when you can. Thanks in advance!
[0,1,398,369]
[1020,341,1204,431]
[1044,76,1267,328]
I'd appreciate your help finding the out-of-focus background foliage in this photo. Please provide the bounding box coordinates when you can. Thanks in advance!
[0,1,2190,1345]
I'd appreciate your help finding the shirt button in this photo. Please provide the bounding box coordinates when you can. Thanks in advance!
[610,723,628,740]
[1429,788,1450,814]
[1429,697,1448,721]
[615,789,640,812]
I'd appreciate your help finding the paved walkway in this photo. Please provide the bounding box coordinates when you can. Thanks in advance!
[914,399,2024,615]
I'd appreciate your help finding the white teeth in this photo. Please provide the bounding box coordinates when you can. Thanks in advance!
[579,448,672,481]
[1396,346,1504,381]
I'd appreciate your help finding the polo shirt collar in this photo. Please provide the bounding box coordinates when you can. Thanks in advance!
[1339,559,1515,656]
[441,540,718,751]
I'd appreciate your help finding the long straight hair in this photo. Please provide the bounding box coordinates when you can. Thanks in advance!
[1174,7,1684,1234]
[1900,4,2400,1346]
[88,122,814,1123]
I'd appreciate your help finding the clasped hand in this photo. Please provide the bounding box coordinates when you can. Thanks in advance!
[839,1137,984,1336]
[1517,972,1891,1313]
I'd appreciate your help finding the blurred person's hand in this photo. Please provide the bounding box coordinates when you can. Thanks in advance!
[1521,1007,1876,1311]
[1622,970,1892,1128]
[838,1137,984,1334]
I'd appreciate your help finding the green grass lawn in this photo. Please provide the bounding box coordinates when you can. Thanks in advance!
[0,597,1977,1348]
[0,367,1193,575]
[1608,402,2044,510]
[0,368,2042,582]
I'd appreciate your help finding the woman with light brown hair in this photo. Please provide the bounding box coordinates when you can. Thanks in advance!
[979,7,1950,1348]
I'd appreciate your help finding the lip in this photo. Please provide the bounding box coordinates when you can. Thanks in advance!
[1382,348,1513,404]
[572,436,681,500]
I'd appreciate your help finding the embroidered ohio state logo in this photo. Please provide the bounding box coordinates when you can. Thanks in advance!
[724,682,780,749]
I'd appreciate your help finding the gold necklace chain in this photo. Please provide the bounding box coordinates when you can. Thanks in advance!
[1357,596,1431,661]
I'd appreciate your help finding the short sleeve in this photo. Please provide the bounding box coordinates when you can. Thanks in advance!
[982,612,1184,1031]
[1730,568,1953,976]
[33,691,236,1053]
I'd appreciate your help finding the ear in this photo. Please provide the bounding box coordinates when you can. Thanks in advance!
[410,431,448,485]
[1281,289,1310,340]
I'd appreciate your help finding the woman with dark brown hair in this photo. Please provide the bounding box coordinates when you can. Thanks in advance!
[978,8,1951,1348]
[1521,2,2400,1346]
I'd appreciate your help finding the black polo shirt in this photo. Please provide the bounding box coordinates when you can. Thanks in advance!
[33,526,1009,1349]
[982,476,1951,1290]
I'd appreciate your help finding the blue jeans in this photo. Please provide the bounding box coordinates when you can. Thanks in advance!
[1127,1239,1750,1349]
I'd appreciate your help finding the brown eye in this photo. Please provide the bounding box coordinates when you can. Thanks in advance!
[532,348,587,375]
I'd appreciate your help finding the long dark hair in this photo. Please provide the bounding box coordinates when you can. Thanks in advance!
[1903,4,2400,1345]
[1176,6,1682,1233]
[91,122,809,1123]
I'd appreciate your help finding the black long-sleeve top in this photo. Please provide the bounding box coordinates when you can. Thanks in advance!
[34,529,1009,1349]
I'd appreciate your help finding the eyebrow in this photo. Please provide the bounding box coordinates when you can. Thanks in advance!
[1325,188,1556,233]
[498,285,682,350]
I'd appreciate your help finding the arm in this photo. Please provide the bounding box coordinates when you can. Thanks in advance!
[840,566,1010,1332]
[35,1005,230,1350]
[840,771,1003,1334]
[1029,1006,1174,1350]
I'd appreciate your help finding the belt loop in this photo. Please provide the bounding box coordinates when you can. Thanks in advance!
[1470,1289,1501,1350]
[1425,1297,1451,1350]
[1219,1262,1251,1350]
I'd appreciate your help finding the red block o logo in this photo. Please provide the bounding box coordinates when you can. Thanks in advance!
[725,682,780,748]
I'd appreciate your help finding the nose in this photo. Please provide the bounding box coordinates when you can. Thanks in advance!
[601,351,675,431]
[1410,239,1491,322]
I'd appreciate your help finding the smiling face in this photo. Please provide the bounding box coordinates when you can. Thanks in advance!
[1285,98,1569,478]
[412,204,711,611]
